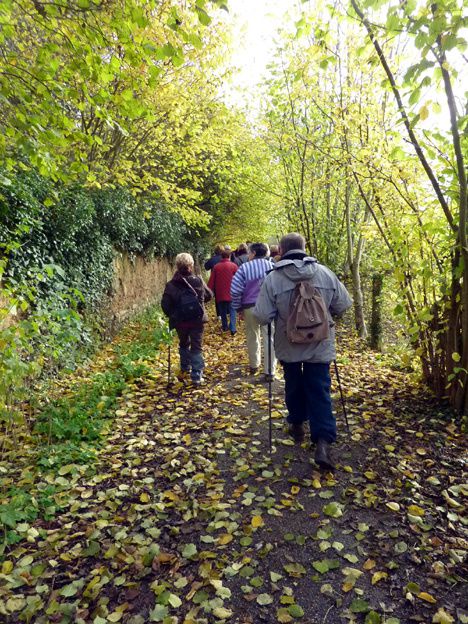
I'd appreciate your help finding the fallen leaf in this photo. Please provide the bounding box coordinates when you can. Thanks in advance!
[418,591,437,604]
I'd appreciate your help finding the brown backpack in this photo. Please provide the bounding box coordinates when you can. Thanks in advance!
[287,281,330,343]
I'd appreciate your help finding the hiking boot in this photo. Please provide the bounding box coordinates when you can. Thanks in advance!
[314,439,335,471]
[288,422,305,443]
[231,330,236,336]
[176,370,190,381]
[191,377,204,387]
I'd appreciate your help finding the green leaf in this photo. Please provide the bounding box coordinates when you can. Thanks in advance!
[196,7,211,25]
[350,598,370,613]
[239,565,255,578]
[288,604,305,618]
[257,593,274,605]
[323,502,343,518]
[181,543,197,558]
[212,607,233,619]
[168,593,182,608]
[395,541,408,554]
[312,560,330,574]
[82,541,100,557]
[343,553,359,563]
[283,562,307,577]
[149,604,169,621]
[59,581,82,597]
[409,88,422,106]
[270,571,283,582]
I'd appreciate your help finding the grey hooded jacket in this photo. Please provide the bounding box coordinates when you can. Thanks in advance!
[253,250,352,363]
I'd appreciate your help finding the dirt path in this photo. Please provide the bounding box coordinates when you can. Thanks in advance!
[0,318,466,623]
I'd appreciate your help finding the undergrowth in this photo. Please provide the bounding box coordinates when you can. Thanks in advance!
[0,306,173,553]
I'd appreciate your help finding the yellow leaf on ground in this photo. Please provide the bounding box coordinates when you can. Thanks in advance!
[418,592,437,604]
[432,608,454,623]
[251,515,264,528]
[363,559,376,570]
[371,571,388,585]
[408,504,425,516]
[140,493,150,503]
[1,561,13,574]
[218,533,233,545]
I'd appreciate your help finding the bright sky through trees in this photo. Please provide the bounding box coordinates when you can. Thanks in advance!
[222,0,291,106]
[225,0,467,128]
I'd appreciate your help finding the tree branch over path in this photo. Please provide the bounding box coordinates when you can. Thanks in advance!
[350,0,456,233]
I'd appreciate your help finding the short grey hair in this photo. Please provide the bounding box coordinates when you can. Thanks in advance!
[279,233,306,254]
[175,252,194,272]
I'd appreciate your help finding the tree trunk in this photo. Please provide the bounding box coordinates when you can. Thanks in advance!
[351,0,468,414]
[351,256,367,339]
[446,249,468,415]
[369,273,383,351]
[345,180,368,339]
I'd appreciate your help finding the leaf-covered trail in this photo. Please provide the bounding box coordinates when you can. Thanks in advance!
[1,316,467,624]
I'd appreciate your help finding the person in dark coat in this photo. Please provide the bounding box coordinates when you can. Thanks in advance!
[233,243,249,267]
[204,245,223,271]
[161,253,212,385]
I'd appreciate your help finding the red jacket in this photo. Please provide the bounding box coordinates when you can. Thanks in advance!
[208,258,238,302]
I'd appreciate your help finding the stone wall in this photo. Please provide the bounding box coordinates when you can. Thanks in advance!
[1,252,174,332]
[107,252,173,328]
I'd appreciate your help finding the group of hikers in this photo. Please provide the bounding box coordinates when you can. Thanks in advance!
[161,233,352,470]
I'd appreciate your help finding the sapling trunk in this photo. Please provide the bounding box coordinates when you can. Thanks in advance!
[369,273,383,351]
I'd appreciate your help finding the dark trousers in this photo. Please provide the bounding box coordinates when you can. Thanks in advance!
[218,301,236,332]
[281,362,336,443]
[176,326,204,380]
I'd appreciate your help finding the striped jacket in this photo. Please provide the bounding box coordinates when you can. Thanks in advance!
[230,257,274,310]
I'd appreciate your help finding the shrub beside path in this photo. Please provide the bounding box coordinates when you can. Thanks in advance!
[0,315,466,623]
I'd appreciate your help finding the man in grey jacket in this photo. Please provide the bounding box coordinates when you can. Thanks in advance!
[254,233,352,469]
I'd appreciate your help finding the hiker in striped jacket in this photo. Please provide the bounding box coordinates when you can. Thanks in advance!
[230,243,277,381]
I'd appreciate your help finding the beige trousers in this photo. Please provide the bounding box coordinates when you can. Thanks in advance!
[243,307,277,373]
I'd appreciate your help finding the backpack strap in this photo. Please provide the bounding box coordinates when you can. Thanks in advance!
[181,277,200,298]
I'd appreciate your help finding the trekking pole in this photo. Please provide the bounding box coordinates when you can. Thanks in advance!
[167,344,172,387]
[333,359,350,433]
[267,323,273,453]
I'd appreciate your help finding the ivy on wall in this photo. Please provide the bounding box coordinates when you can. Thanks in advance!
[0,169,204,308]
[0,168,208,428]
